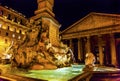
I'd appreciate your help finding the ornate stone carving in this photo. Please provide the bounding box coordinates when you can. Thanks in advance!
[9,19,74,70]
[83,52,95,71]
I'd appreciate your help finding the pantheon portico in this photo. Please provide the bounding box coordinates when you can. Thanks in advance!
[60,12,120,67]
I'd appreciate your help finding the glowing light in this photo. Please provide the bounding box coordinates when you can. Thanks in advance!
[12,34,15,38]
[18,36,21,39]
[0,24,2,28]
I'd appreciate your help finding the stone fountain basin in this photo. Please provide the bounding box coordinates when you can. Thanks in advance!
[15,66,85,81]
[71,64,84,72]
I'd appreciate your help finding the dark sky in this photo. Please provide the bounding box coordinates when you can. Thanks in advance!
[0,0,120,31]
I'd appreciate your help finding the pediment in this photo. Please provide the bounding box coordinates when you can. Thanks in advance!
[61,12,120,34]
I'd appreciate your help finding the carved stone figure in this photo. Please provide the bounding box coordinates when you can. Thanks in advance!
[85,52,95,66]
[9,19,74,70]
[83,52,95,71]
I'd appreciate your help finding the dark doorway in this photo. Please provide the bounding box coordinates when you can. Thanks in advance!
[117,43,120,68]
[73,39,78,62]
[104,40,111,66]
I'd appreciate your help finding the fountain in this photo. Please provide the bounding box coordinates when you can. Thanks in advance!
[7,19,75,71]
[0,0,91,80]
[83,52,96,71]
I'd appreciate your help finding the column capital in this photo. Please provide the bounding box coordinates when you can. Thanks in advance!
[86,36,90,39]
[98,34,102,38]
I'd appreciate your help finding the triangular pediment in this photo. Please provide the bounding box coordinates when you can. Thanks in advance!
[61,12,120,34]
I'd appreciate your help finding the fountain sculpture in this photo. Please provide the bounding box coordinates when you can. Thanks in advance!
[83,52,96,71]
[9,19,74,70]
[0,0,75,75]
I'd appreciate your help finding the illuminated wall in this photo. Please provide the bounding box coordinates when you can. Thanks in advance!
[0,5,28,55]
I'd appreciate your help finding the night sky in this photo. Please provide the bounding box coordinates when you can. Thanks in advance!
[0,0,120,31]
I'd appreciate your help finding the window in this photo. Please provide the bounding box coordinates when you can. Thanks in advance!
[20,19,22,24]
[20,19,24,25]
[14,17,17,22]
[7,14,11,20]
[19,30,22,34]
[6,32,8,36]
[8,26,10,30]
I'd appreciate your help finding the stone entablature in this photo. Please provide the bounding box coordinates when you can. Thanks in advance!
[61,12,120,39]
[62,24,120,39]
[60,12,120,67]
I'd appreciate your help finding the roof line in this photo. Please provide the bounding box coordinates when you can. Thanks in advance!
[60,12,120,34]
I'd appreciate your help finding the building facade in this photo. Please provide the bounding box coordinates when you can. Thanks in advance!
[0,0,61,57]
[60,12,120,68]
[0,5,28,55]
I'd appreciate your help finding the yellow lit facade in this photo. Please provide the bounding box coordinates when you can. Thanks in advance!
[0,5,29,55]
[0,0,60,57]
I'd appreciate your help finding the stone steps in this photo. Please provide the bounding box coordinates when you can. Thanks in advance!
[90,71,120,81]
